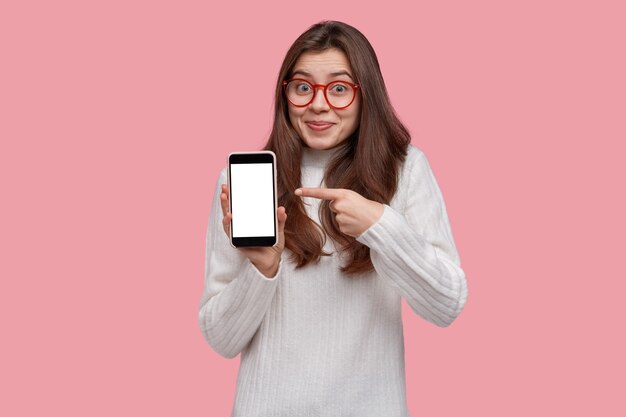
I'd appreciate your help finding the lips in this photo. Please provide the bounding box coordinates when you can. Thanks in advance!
[305,121,335,131]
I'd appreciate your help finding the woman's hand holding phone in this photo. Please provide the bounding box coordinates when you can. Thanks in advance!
[220,184,287,278]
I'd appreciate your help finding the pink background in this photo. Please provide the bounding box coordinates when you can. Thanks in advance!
[2,0,625,415]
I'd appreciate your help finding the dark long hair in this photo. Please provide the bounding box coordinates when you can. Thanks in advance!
[263,21,411,274]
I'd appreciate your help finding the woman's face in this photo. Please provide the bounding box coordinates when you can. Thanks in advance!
[287,48,361,150]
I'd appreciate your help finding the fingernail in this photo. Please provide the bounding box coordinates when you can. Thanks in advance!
[295,188,302,196]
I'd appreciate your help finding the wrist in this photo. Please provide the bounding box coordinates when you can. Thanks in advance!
[253,256,280,279]
[366,202,385,228]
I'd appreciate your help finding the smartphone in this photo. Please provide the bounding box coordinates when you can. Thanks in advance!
[227,151,278,247]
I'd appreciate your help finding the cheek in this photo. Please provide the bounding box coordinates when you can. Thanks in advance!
[345,108,360,132]
[288,107,305,129]
[347,100,361,129]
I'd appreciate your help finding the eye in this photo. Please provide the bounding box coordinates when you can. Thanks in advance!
[329,82,350,94]
[295,83,312,93]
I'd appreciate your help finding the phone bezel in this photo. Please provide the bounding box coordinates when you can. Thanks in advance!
[227,151,278,248]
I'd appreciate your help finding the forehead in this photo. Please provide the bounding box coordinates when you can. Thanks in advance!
[292,48,353,78]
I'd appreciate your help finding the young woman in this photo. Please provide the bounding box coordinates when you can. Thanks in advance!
[199,20,468,417]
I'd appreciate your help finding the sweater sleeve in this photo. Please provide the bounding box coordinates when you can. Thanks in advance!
[355,150,468,327]
[198,168,283,358]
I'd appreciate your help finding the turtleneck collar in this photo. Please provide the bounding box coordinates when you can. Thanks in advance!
[300,143,346,169]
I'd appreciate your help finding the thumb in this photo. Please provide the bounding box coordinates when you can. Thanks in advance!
[277,206,287,235]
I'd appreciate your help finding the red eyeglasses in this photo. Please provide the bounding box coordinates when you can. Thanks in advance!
[282,78,360,110]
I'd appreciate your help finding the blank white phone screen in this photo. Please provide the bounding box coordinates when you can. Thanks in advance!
[230,163,275,238]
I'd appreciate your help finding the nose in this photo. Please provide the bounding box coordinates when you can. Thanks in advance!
[309,86,330,112]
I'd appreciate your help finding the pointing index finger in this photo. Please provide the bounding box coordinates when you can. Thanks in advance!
[295,187,344,200]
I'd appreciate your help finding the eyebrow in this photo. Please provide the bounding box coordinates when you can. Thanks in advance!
[291,70,354,81]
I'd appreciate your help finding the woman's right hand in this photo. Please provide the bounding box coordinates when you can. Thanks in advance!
[220,184,287,278]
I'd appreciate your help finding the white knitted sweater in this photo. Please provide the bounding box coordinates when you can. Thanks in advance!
[199,143,468,417]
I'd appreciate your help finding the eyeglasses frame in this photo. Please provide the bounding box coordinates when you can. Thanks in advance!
[282,78,361,110]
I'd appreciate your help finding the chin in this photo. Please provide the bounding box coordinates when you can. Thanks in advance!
[302,136,341,150]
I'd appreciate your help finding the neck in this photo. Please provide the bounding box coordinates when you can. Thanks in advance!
[300,144,346,169]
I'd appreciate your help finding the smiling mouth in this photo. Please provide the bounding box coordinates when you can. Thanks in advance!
[305,121,334,131]
[306,122,334,132]
[306,120,334,125]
